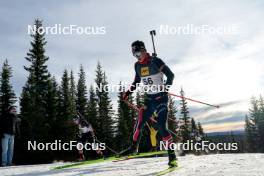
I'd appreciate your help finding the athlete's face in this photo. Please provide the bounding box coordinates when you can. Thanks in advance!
[132,48,147,61]
[138,50,147,62]
[9,107,17,115]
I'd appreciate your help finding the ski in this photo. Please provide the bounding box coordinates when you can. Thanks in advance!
[53,157,116,170]
[112,157,130,162]
[155,166,181,176]
[112,151,167,162]
[54,151,166,169]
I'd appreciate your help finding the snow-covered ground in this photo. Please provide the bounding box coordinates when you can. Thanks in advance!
[1,154,264,176]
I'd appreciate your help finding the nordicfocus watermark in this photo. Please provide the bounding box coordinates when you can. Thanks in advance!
[27,140,106,151]
[93,82,172,94]
[160,140,238,151]
[27,24,106,35]
[159,24,238,35]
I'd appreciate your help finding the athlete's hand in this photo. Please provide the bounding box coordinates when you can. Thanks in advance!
[122,91,130,101]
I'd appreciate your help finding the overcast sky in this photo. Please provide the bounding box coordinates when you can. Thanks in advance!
[0,0,263,132]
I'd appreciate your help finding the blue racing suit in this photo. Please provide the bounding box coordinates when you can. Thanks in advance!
[128,53,174,146]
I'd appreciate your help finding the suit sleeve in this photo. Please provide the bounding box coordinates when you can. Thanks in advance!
[154,58,174,86]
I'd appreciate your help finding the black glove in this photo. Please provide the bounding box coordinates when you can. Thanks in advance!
[122,91,131,101]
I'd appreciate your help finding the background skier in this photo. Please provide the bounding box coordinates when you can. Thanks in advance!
[73,115,103,161]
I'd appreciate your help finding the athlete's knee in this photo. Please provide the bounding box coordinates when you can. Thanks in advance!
[160,128,170,138]
[156,105,168,118]
[137,107,145,126]
[162,134,173,146]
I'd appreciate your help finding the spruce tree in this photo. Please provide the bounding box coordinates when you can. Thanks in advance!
[257,95,264,152]
[0,59,16,116]
[77,65,88,116]
[19,19,56,163]
[245,115,255,152]
[57,70,76,141]
[60,70,72,119]
[190,118,198,140]
[45,77,59,140]
[95,63,115,153]
[197,122,204,137]
[69,70,77,116]
[115,87,139,150]
[20,19,50,140]
[87,86,98,131]
[179,88,191,144]
[116,84,130,149]
[245,97,260,152]
[168,96,178,140]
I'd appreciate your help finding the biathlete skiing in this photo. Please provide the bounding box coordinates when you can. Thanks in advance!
[73,114,103,161]
[121,40,177,168]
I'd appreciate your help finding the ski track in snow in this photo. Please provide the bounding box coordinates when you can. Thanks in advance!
[1,154,264,176]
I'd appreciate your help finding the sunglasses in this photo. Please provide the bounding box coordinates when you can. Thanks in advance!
[133,51,142,58]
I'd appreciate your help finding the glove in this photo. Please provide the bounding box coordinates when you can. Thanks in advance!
[122,91,130,101]
[162,84,169,96]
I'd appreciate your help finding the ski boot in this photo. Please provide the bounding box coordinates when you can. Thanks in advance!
[168,149,178,168]
[78,153,85,161]
[150,146,158,152]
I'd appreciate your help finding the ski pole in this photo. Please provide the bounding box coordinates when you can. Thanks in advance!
[150,30,157,57]
[168,92,220,108]
[94,138,119,155]
[77,112,89,124]
[123,100,140,111]
[149,30,219,109]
